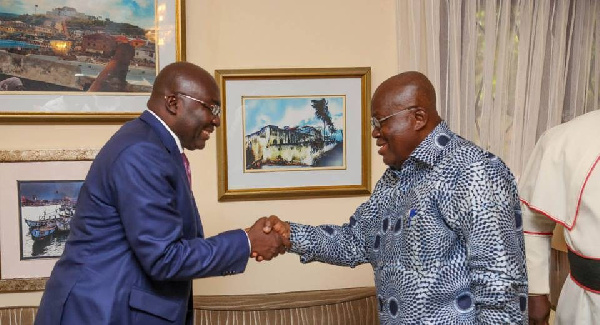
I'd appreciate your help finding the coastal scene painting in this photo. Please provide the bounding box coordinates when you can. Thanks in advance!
[243,96,346,172]
[0,1,157,92]
[18,180,82,259]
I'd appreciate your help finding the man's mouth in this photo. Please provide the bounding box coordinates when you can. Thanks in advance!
[377,141,388,155]
[200,129,213,140]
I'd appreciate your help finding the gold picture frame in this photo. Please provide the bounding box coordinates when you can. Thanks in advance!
[215,67,371,201]
[0,0,186,123]
[0,149,97,292]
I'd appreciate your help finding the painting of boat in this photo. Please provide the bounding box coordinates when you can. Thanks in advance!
[24,218,45,228]
[18,180,82,259]
[24,204,74,240]
[30,225,56,241]
[56,218,70,232]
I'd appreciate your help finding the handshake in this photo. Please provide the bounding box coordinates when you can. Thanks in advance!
[245,215,290,261]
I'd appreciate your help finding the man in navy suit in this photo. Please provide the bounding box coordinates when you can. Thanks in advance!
[35,62,286,325]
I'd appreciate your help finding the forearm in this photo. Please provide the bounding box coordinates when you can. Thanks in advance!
[472,267,528,323]
[470,230,528,323]
[289,222,368,267]
[522,205,555,294]
[468,209,528,322]
[470,222,528,321]
[143,229,250,281]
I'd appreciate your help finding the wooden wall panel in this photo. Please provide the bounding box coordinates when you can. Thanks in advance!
[0,307,36,325]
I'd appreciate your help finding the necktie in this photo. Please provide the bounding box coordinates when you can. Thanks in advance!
[181,152,191,186]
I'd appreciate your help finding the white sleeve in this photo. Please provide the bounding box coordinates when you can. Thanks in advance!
[522,204,556,295]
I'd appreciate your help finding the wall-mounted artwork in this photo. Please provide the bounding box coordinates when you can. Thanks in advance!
[243,96,346,172]
[0,1,159,93]
[0,0,186,122]
[18,180,83,259]
[215,67,371,201]
[0,149,96,292]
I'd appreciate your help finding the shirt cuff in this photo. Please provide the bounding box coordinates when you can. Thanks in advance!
[243,229,251,256]
[525,234,552,294]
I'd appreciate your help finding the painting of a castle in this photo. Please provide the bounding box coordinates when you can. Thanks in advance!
[243,96,345,172]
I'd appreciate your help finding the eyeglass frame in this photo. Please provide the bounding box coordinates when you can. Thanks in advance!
[370,105,419,129]
[168,92,221,118]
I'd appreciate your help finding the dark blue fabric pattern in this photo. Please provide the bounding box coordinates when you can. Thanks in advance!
[290,122,528,324]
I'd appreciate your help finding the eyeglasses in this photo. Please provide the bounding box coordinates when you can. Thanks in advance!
[371,106,418,129]
[173,93,221,118]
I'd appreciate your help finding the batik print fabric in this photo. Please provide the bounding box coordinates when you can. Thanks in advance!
[290,122,528,324]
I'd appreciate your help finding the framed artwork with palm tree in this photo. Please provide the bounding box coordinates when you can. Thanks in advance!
[215,67,371,201]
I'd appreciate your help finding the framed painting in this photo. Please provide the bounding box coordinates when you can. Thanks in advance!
[0,149,97,292]
[0,0,185,123]
[215,67,371,201]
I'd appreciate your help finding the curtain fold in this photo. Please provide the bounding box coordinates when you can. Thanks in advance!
[398,0,600,177]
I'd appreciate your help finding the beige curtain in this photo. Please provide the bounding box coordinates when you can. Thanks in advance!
[397,0,600,177]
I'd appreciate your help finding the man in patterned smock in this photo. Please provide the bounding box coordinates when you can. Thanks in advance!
[263,71,528,324]
[521,110,600,325]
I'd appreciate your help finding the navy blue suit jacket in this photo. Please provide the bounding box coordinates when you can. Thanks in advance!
[36,111,249,324]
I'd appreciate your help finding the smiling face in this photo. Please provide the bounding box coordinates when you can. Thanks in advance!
[370,72,440,169]
[154,62,221,151]
[171,79,221,151]
[371,86,421,169]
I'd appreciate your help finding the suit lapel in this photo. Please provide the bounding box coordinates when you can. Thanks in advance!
[139,111,200,237]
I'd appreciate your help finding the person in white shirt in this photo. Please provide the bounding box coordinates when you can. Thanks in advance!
[520,110,600,325]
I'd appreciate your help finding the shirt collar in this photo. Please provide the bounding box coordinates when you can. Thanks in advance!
[408,121,456,167]
[147,109,183,153]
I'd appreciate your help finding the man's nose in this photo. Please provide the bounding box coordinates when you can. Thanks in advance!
[212,115,221,127]
[371,127,380,138]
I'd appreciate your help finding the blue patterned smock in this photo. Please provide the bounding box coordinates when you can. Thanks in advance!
[290,122,528,324]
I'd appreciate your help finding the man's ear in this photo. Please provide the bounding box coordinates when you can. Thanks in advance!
[164,95,178,115]
[413,107,428,131]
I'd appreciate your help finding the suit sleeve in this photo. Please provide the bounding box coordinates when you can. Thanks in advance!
[110,143,249,281]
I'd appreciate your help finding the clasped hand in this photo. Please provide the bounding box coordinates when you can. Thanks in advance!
[245,215,290,262]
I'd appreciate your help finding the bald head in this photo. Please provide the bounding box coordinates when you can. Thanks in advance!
[374,71,437,117]
[148,62,218,112]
